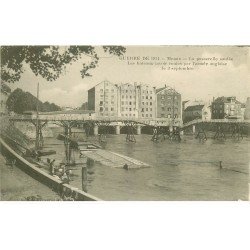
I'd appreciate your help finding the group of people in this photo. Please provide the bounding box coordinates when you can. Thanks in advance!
[47,158,71,184]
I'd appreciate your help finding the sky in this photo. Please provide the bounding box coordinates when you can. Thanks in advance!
[8,46,250,108]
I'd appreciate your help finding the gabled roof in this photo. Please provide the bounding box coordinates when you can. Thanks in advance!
[185,104,205,112]
[156,86,180,95]
[213,96,237,103]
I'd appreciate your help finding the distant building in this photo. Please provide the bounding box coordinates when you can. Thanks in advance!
[0,83,11,115]
[211,96,242,119]
[156,86,182,119]
[183,104,211,123]
[244,97,250,120]
[62,106,74,111]
[88,80,118,117]
[80,102,88,110]
[138,84,156,119]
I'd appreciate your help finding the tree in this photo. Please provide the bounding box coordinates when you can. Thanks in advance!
[6,88,61,114]
[1,46,126,83]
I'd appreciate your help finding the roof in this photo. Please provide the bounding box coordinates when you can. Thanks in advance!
[184,104,205,112]
[156,86,180,95]
[214,96,237,103]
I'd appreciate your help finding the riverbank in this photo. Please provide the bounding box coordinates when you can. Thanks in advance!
[0,153,60,201]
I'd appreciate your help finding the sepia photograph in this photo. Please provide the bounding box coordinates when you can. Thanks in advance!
[1,45,249,201]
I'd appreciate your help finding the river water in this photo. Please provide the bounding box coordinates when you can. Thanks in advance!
[44,131,249,201]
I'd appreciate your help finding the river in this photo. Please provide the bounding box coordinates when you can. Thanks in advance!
[44,131,249,201]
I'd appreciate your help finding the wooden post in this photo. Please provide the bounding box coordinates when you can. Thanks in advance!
[82,166,88,192]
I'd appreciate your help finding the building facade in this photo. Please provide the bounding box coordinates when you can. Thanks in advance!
[183,104,211,123]
[88,81,182,120]
[138,84,156,119]
[88,80,118,117]
[211,96,242,119]
[118,83,138,118]
[156,86,182,120]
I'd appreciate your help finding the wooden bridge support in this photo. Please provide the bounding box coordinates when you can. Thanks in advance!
[124,122,136,143]
[95,121,110,143]
[151,126,159,142]
[31,120,48,150]
[231,124,243,140]
[195,123,207,141]
[213,124,226,140]
[172,127,181,142]
[61,121,76,167]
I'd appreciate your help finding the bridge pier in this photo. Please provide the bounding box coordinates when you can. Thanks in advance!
[136,125,141,135]
[94,125,99,136]
[115,125,120,135]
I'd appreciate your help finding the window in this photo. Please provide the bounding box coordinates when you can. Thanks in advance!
[105,107,108,111]
[122,95,124,98]
[142,114,144,117]
[146,96,148,99]
[146,114,148,117]
[100,101,103,105]
[129,102,132,105]
[161,107,165,111]
[150,102,152,105]
[100,89,103,93]
[150,96,152,99]
[150,91,152,94]
[111,107,114,111]
[141,108,144,112]
[150,114,152,117]
[121,101,124,105]
[100,107,103,111]
[129,108,132,111]
[142,96,144,99]
[122,107,124,111]
[150,108,152,111]
[130,96,132,99]
[142,102,144,105]
[146,108,148,111]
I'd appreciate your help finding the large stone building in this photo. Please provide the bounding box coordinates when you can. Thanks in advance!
[137,84,156,119]
[0,83,11,115]
[118,83,138,118]
[155,86,182,119]
[211,96,242,119]
[88,81,182,121]
[88,80,119,117]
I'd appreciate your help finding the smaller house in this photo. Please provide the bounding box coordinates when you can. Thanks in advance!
[183,104,211,123]
[211,96,242,119]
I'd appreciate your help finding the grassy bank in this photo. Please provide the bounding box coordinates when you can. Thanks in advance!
[0,153,60,201]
